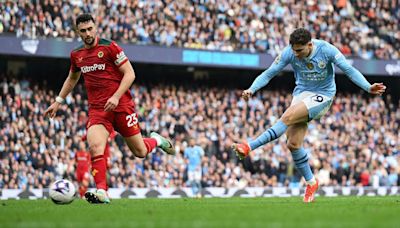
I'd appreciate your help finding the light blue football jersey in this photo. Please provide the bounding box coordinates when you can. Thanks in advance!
[184,146,204,172]
[249,39,371,97]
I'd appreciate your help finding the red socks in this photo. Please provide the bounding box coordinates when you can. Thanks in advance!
[79,185,87,198]
[143,138,157,155]
[90,138,156,190]
[91,155,107,190]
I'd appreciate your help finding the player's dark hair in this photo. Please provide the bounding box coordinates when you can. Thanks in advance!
[75,13,95,27]
[289,28,312,45]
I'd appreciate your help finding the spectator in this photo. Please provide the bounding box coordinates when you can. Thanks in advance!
[0,1,399,59]
[0,75,399,189]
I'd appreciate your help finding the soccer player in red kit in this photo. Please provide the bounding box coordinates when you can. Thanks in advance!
[82,131,115,169]
[75,141,91,198]
[44,13,175,204]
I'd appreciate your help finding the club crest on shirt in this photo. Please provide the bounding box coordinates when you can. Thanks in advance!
[97,51,104,58]
[306,62,314,70]
[318,60,326,69]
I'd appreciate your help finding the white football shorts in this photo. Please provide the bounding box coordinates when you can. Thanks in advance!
[188,170,202,182]
[291,91,333,121]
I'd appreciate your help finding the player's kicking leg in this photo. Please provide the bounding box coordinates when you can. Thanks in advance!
[232,102,308,159]
[232,119,288,160]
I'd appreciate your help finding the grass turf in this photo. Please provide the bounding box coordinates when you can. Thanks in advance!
[0,196,399,228]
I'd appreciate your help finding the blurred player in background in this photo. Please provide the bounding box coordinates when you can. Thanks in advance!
[232,28,386,203]
[103,131,117,169]
[75,141,91,198]
[184,138,204,198]
[81,130,117,170]
[44,13,176,204]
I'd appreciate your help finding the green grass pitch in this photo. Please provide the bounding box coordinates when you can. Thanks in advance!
[0,196,399,228]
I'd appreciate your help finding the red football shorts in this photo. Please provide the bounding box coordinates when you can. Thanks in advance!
[76,170,90,183]
[87,106,141,137]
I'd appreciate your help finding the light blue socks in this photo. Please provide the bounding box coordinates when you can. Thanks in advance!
[249,120,288,150]
[291,147,314,181]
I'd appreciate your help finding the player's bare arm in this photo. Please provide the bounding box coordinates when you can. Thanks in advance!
[44,70,81,118]
[104,61,135,112]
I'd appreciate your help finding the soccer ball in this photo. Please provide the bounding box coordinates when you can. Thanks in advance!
[49,179,76,204]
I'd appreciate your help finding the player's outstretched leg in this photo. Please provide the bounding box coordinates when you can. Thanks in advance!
[85,189,111,204]
[248,120,288,149]
[232,120,288,159]
[150,132,176,155]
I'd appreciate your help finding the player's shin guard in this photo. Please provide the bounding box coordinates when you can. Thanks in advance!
[249,120,288,150]
[143,138,157,155]
[291,147,314,182]
[91,155,107,190]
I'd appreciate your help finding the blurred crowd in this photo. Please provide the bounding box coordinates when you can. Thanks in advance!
[0,75,399,190]
[0,0,399,59]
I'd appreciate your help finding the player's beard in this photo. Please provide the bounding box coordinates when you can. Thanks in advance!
[84,36,95,45]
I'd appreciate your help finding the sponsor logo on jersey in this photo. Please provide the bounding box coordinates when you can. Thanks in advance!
[97,51,104,58]
[115,51,127,65]
[77,157,88,161]
[303,72,327,81]
[80,63,106,73]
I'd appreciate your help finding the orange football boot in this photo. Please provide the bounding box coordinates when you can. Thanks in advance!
[231,143,251,160]
[303,179,319,203]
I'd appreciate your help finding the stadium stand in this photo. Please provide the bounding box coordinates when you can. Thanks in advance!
[0,0,399,59]
[0,76,399,189]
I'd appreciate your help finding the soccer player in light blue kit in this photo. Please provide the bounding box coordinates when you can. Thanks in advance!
[232,28,386,203]
[184,138,205,198]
